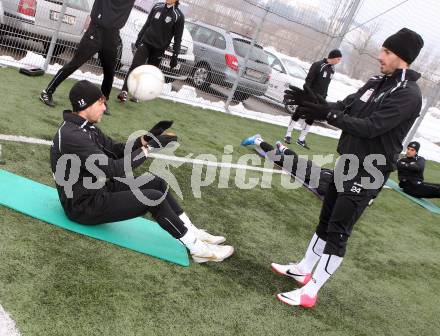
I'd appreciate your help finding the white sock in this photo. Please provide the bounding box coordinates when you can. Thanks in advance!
[179,213,199,232]
[303,253,343,297]
[297,233,326,273]
[179,230,204,254]
[298,124,311,142]
[254,137,263,146]
[285,119,296,138]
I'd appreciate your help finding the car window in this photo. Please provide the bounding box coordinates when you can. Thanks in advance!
[47,0,90,11]
[283,59,307,79]
[134,0,155,13]
[213,33,226,49]
[192,26,216,45]
[266,52,285,73]
[185,22,197,35]
[233,39,269,65]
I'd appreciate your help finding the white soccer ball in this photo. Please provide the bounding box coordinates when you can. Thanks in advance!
[127,65,165,101]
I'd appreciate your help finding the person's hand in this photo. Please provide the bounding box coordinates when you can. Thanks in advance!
[143,120,174,142]
[148,132,178,148]
[284,85,306,106]
[296,101,332,121]
[170,54,178,69]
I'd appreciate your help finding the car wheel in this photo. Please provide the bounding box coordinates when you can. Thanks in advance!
[285,103,297,114]
[233,91,250,102]
[192,63,211,89]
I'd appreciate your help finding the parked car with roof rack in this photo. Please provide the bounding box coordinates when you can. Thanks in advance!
[185,20,271,102]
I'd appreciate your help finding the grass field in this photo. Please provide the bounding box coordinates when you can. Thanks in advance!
[0,67,439,336]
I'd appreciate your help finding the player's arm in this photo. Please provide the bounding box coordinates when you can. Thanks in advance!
[305,62,319,88]
[172,14,185,56]
[328,89,421,138]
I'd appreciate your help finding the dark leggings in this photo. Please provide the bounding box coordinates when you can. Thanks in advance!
[401,181,440,198]
[69,176,187,239]
[46,24,120,99]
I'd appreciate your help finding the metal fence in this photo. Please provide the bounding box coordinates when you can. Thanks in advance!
[0,0,439,138]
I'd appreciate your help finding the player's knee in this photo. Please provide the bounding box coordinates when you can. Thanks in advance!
[324,232,349,257]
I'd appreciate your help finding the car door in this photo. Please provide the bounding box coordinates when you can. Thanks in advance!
[265,51,289,102]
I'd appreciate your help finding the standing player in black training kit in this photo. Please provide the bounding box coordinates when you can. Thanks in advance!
[40,0,136,115]
[284,50,342,149]
[117,0,184,102]
[397,141,440,198]
[272,28,424,308]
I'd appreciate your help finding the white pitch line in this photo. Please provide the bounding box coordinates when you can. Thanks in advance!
[0,134,289,175]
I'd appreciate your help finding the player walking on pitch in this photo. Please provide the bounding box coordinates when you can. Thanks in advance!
[40,0,136,115]
[272,28,424,308]
[284,50,342,149]
[118,0,184,103]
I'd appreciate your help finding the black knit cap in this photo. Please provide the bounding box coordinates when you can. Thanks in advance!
[382,28,424,65]
[69,80,104,112]
[407,141,420,152]
[328,49,342,59]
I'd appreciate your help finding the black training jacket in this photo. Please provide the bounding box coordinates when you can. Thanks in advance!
[327,69,422,172]
[90,0,135,30]
[305,59,335,98]
[50,111,145,219]
[136,2,184,55]
[397,155,425,184]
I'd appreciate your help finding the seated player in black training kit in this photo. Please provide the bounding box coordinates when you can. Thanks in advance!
[397,141,440,198]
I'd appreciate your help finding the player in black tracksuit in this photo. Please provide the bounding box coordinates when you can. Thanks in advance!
[118,0,185,102]
[284,50,342,149]
[40,0,136,114]
[49,80,234,263]
[272,28,424,308]
[397,141,440,198]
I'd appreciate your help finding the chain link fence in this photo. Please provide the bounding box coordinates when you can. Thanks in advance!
[0,0,439,135]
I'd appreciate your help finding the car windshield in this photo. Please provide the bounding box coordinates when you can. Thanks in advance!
[283,59,307,78]
[233,39,269,65]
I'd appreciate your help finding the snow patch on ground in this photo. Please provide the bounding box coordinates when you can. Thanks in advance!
[0,305,21,336]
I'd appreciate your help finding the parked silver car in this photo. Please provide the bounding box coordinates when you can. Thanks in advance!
[1,0,90,56]
[185,20,271,101]
[0,1,4,25]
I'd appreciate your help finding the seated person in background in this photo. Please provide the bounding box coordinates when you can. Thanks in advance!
[397,141,440,198]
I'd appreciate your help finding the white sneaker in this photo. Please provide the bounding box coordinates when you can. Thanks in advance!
[271,263,312,285]
[276,288,317,308]
[191,242,234,263]
[196,229,226,245]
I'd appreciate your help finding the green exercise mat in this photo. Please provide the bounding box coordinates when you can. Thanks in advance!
[385,179,440,215]
[0,169,189,266]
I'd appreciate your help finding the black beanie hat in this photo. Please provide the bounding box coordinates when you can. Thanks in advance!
[328,49,342,59]
[69,80,104,112]
[382,28,424,65]
[407,141,420,152]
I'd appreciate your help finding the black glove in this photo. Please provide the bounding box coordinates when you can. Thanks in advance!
[284,84,325,106]
[284,85,306,106]
[296,101,331,121]
[143,120,174,142]
[170,54,178,69]
[148,133,178,148]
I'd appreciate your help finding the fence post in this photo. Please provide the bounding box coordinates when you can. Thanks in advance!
[403,80,440,149]
[43,0,68,72]
[225,5,269,112]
